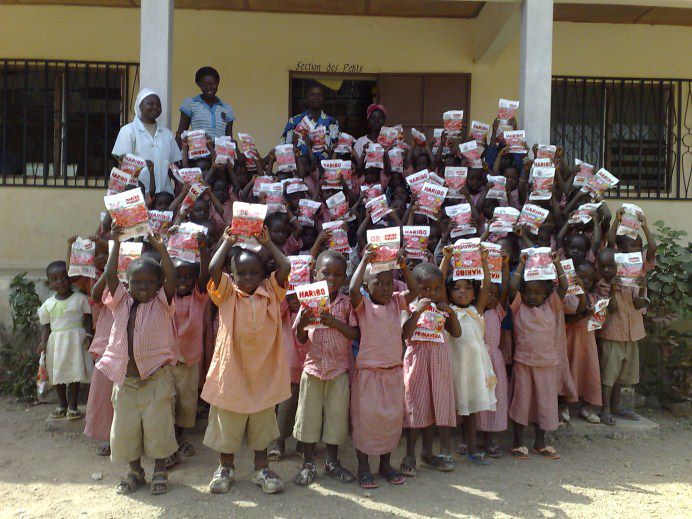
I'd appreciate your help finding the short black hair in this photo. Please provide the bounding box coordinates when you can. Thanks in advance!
[265,212,290,228]
[46,260,67,277]
[154,191,174,206]
[231,249,263,271]
[412,262,443,283]
[195,66,220,84]
[305,80,324,93]
[126,256,162,278]
[316,249,347,270]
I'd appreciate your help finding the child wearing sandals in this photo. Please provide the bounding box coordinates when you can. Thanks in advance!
[292,250,359,487]
[507,251,570,460]
[349,245,418,489]
[202,226,291,495]
[476,254,511,458]
[166,242,210,469]
[38,261,94,421]
[97,227,178,495]
[440,246,499,466]
[400,263,461,476]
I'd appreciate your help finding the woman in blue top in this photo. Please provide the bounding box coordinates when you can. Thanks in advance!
[176,66,235,143]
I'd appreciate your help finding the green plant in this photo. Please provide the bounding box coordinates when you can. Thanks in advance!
[639,221,692,403]
[9,273,41,342]
[0,273,42,399]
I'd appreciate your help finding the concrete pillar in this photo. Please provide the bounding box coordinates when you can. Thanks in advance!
[518,0,553,147]
[139,0,173,127]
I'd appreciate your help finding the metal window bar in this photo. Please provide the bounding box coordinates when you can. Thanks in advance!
[551,76,691,200]
[0,59,139,188]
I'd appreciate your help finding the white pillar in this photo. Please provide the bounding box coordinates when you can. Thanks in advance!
[139,0,173,127]
[518,0,553,147]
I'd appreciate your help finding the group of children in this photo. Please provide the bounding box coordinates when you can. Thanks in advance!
[37,98,657,496]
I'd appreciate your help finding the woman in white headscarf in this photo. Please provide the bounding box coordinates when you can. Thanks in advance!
[112,88,182,195]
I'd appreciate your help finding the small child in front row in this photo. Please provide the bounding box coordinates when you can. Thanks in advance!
[349,246,418,489]
[594,248,649,425]
[507,251,569,460]
[477,254,511,457]
[400,263,460,476]
[38,261,94,420]
[292,250,359,486]
[97,227,178,495]
[202,226,291,495]
[441,246,500,466]
[166,241,210,468]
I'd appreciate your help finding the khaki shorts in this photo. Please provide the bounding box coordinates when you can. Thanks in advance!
[599,339,639,387]
[203,405,278,454]
[169,362,200,428]
[293,372,349,445]
[110,366,178,463]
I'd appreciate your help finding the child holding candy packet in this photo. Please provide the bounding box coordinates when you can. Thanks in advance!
[444,166,467,199]
[230,201,268,251]
[367,227,401,274]
[104,189,150,240]
[443,110,464,138]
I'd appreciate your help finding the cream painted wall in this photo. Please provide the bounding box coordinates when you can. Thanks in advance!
[0,5,690,268]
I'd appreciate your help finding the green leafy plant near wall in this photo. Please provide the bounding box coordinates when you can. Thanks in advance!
[0,274,41,399]
[639,222,692,403]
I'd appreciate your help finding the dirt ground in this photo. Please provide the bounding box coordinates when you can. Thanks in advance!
[0,397,689,519]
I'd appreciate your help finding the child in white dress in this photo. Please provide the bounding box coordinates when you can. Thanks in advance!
[38,261,93,420]
[440,245,497,466]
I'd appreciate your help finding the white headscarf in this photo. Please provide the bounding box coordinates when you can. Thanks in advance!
[134,88,160,121]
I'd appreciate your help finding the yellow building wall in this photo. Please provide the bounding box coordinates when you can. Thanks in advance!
[0,5,690,269]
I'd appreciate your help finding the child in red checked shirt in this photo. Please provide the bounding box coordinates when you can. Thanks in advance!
[292,250,360,487]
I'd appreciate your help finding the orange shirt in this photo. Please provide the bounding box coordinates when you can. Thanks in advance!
[597,283,646,342]
[201,272,291,414]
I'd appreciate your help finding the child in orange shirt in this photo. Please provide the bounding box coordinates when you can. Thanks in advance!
[202,226,291,495]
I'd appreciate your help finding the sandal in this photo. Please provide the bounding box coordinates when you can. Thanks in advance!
[399,455,417,477]
[600,411,616,426]
[378,466,405,485]
[66,409,83,420]
[251,468,284,494]
[267,440,283,461]
[164,450,181,469]
[421,454,455,472]
[50,407,67,419]
[293,462,317,486]
[559,408,571,423]
[510,447,530,460]
[150,471,169,495]
[209,465,235,494]
[613,408,640,421]
[358,472,379,489]
[115,470,145,495]
[96,443,111,457]
[467,452,490,466]
[483,445,503,458]
[177,437,196,457]
[324,460,355,483]
[532,446,560,460]
[580,408,601,424]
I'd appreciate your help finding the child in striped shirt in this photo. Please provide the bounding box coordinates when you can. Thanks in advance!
[97,226,178,495]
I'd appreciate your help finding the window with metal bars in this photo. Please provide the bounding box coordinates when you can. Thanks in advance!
[0,59,139,188]
[551,76,691,200]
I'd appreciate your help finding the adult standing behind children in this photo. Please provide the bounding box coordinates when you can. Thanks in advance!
[281,81,339,161]
[112,88,181,195]
[354,104,386,157]
[176,66,235,142]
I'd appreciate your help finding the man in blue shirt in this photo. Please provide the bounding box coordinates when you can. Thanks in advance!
[281,81,339,161]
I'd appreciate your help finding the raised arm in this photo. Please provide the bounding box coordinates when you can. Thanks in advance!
[104,226,122,296]
[209,228,237,288]
[475,246,492,313]
[349,244,374,308]
[607,207,623,247]
[397,249,419,304]
[640,215,657,263]
[66,235,78,267]
[257,226,291,287]
[552,251,568,299]
[509,252,527,302]
[197,234,211,293]
[499,250,510,307]
[147,233,176,302]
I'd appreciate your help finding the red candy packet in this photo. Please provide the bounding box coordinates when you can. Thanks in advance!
[296,280,330,329]
[411,304,447,343]
[367,227,401,274]
[104,189,149,240]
